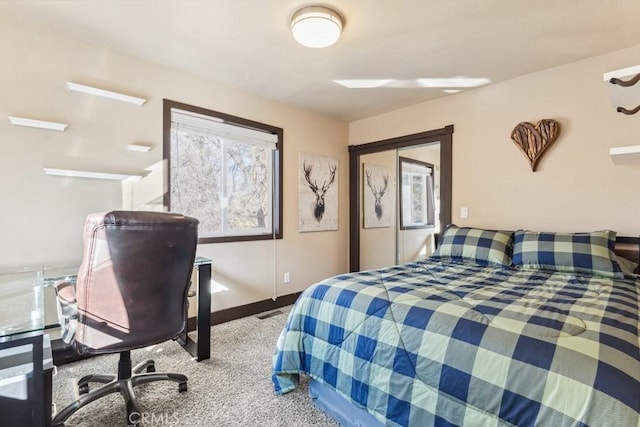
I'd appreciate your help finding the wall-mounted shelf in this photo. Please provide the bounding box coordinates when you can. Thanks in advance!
[8,116,67,131]
[609,145,640,165]
[604,65,640,115]
[126,143,152,152]
[66,82,146,106]
[44,168,144,181]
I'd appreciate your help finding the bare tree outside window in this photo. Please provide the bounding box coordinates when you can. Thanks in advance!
[163,100,282,243]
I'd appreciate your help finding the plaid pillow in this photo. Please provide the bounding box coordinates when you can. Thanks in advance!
[512,230,624,278]
[432,225,514,267]
[617,256,639,276]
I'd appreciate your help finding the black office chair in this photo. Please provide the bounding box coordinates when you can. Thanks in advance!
[52,211,199,426]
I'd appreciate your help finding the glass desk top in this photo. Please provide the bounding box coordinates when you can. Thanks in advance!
[0,258,211,341]
[193,255,212,266]
[0,268,43,339]
[0,264,77,340]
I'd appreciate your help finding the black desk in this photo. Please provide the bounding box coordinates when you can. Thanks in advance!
[50,257,212,363]
[0,270,51,427]
[176,256,211,361]
[0,256,212,426]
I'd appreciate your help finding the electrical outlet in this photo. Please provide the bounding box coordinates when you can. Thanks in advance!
[284,272,291,283]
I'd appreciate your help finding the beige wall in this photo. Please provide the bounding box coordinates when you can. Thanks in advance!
[0,18,349,311]
[350,45,640,237]
[2,16,639,316]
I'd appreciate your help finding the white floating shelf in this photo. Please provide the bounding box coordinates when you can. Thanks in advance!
[44,168,143,181]
[603,65,640,82]
[8,116,67,131]
[66,82,146,106]
[126,144,152,152]
[609,145,640,165]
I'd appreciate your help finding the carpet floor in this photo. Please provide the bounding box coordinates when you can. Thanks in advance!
[52,306,338,426]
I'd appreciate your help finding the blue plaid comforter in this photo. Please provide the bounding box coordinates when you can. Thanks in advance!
[272,259,640,427]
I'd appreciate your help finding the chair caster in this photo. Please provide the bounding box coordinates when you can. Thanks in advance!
[78,384,90,395]
[147,365,156,373]
[179,382,188,393]
[127,415,141,426]
[127,418,141,426]
[127,403,141,426]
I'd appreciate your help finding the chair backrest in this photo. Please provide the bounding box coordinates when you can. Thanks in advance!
[74,211,199,355]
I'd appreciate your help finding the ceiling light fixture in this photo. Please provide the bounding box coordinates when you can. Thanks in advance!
[416,77,491,88]
[290,6,343,48]
[66,82,146,106]
[333,79,393,89]
[333,77,491,89]
[8,116,68,131]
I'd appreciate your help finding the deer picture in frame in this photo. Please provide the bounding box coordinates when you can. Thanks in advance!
[366,168,388,220]
[304,160,336,222]
[298,152,339,232]
[363,163,393,228]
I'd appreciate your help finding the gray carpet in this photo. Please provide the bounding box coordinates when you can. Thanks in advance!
[53,306,338,426]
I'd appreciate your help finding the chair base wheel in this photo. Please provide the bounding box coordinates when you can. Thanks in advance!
[53,354,187,426]
[127,406,141,425]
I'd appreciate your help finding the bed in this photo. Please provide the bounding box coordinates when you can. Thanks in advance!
[272,226,640,427]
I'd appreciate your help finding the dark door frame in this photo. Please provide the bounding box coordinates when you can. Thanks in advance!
[348,125,453,272]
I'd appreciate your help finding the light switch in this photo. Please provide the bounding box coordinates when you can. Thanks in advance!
[460,207,469,218]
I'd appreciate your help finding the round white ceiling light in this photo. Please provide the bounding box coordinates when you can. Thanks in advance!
[290,6,343,48]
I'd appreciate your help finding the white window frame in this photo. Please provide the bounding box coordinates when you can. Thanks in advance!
[399,157,436,230]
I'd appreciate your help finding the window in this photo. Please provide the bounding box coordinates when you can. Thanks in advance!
[163,100,282,243]
[399,157,435,230]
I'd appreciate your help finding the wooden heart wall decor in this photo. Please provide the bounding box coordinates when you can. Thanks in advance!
[510,119,560,171]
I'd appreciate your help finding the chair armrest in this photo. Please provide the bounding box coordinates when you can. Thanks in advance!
[54,281,76,304]
[54,281,77,344]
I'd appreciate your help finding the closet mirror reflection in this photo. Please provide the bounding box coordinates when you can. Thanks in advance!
[348,126,452,272]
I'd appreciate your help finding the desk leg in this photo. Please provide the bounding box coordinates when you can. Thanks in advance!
[195,263,211,361]
[0,333,48,427]
[178,262,211,361]
[31,336,45,427]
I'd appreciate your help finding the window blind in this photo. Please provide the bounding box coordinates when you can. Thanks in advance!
[171,109,277,149]
[403,163,432,175]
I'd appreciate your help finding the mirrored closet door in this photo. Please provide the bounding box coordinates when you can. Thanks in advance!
[348,125,452,272]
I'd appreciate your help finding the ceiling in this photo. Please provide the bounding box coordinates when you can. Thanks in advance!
[2,0,639,122]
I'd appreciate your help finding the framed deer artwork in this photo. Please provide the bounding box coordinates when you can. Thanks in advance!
[363,163,393,228]
[298,152,339,232]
